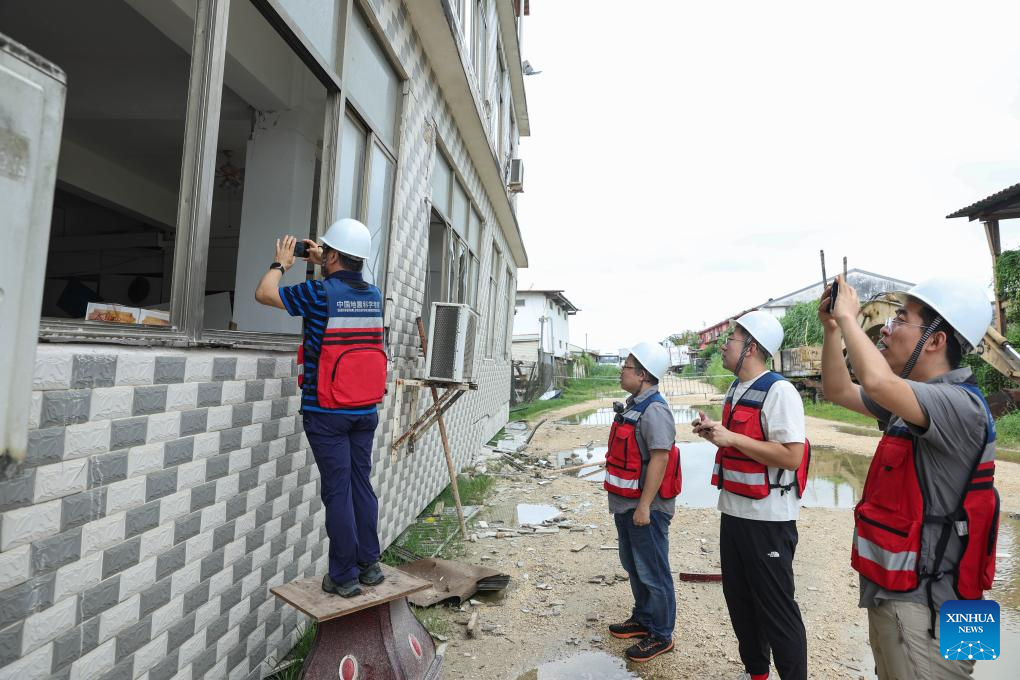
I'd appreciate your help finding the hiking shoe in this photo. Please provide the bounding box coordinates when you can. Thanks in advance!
[322,574,362,598]
[358,562,385,586]
[625,636,674,663]
[608,618,649,639]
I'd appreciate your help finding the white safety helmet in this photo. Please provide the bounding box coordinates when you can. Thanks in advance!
[906,277,992,352]
[321,218,371,260]
[629,341,670,381]
[733,311,784,358]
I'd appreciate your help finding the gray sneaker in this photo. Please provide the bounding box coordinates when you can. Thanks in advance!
[358,562,385,586]
[322,574,362,598]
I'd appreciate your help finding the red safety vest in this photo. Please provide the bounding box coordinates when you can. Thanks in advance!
[604,392,682,499]
[711,372,810,499]
[851,384,999,610]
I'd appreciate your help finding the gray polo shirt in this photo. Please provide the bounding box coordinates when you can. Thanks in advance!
[857,368,991,611]
[607,386,678,517]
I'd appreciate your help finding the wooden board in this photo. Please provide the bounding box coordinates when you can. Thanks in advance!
[271,564,431,623]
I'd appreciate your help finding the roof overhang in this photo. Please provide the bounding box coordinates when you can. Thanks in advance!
[405,0,528,267]
[947,182,1020,222]
[519,289,579,313]
[496,0,530,136]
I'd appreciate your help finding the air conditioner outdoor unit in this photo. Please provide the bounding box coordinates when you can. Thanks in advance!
[508,158,524,193]
[425,303,478,383]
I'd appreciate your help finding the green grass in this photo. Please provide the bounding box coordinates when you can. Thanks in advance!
[995,411,1020,457]
[509,366,624,422]
[266,623,316,680]
[411,604,452,637]
[486,427,506,446]
[426,474,495,512]
[803,400,879,427]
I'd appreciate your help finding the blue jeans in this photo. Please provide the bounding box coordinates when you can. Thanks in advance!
[303,411,381,584]
[614,509,676,640]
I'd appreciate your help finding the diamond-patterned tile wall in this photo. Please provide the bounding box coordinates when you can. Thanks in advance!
[1,1,521,677]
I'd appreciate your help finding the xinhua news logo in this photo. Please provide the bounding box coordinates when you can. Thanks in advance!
[940,600,1000,661]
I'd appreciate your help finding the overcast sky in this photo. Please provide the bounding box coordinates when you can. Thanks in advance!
[514,0,1020,353]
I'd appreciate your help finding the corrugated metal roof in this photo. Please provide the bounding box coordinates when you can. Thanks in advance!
[947,181,1020,220]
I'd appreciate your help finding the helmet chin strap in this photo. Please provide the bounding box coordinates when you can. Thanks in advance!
[899,315,943,379]
[733,336,754,377]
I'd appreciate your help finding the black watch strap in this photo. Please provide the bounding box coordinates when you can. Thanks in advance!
[269,262,285,272]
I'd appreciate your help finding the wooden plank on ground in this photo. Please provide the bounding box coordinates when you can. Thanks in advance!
[271,564,430,623]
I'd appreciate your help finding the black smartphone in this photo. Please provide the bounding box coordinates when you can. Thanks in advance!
[829,279,839,313]
[293,241,309,258]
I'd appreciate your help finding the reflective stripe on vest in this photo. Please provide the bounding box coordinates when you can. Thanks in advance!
[853,532,918,573]
[711,372,779,499]
[604,392,682,500]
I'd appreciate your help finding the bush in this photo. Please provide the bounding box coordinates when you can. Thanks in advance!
[705,355,733,392]
[996,411,1020,448]
[780,301,823,350]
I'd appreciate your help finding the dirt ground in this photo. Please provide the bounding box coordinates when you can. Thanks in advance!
[435,395,1020,680]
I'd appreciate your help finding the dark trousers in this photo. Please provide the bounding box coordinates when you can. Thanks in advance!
[720,513,807,680]
[614,509,676,640]
[303,411,381,584]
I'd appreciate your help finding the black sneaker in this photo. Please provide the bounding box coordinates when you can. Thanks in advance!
[626,636,674,663]
[322,574,362,598]
[608,618,649,639]
[358,562,385,586]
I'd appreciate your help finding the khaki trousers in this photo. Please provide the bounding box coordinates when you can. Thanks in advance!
[868,600,975,680]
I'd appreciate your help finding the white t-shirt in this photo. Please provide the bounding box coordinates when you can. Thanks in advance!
[716,371,807,522]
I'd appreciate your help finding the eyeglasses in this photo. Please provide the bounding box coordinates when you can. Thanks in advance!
[883,317,928,334]
[620,365,639,372]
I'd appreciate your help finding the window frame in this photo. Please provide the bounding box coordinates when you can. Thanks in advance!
[429,147,483,311]
[36,0,400,352]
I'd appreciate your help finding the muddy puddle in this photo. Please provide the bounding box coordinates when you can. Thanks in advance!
[552,442,871,509]
[483,503,561,528]
[975,516,1020,678]
[514,650,638,680]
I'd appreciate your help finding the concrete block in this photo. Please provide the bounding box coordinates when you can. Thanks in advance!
[205,453,229,482]
[235,356,258,380]
[263,379,282,399]
[145,467,179,503]
[192,431,219,459]
[276,356,293,378]
[72,355,117,389]
[132,631,167,676]
[81,512,126,557]
[206,405,233,432]
[63,420,111,460]
[175,460,206,492]
[53,550,103,602]
[173,514,202,546]
[184,355,214,383]
[145,411,181,443]
[241,424,262,448]
[41,390,91,428]
[119,556,157,601]
[60,488,106,533]
[21,595,76,655]
[212,357,237,381]
[26,425,65,468]
[189,481,217,513]
[101,536,141,579]
[139,523,174,563]
[158,490,191,525]
[125,501,161,538]
[88,451,128,489]
[154,357,187,385]
[114,353,155,387]
[114,616,151,661]
[251,400,272,424]
[33,351,74,390]
[200,501,227,534]
[0,639,52,680]
[70,637,116,680]
[79,576,120,620]
[105,477,146,515]
[179,409,208,437]
[170,560,201,600]
[133,385,168,416]
[1,499,61,551]
[109,417,148,450]
[231,402,253,428]
[243,380,265,403]
[221,381,246,406]
[88,387,134,421]
[219,427,243,454]
[30,527,82,573]
[155,543,186,581]
[215,475,240,504]
[185,527,214,564]
[126,443,164,478]
[34,459,89,503]
[197,382,222,408]
[227,448,251,475]
[0,469,36,512]
[0,544,31,592]
[28,391,43,430]
[97,593,140,643]
[166,382,199,411]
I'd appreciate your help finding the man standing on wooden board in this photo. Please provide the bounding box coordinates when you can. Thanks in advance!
[255,218,388,598]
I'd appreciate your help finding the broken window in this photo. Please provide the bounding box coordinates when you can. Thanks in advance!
[0,0,198,327]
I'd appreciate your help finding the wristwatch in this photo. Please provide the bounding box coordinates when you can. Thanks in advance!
[269,262,286,273]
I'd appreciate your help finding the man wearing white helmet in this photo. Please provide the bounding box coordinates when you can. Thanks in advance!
[255,219,387,599]
[820,276,998,680]
[692,311,809,680]
[604,341,681,663]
